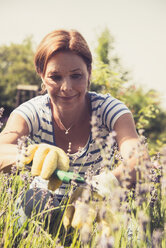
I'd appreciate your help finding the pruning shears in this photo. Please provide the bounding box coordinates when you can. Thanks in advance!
[53,169,85,184]
[25,163,85,184]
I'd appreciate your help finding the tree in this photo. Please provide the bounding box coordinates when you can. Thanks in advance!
[91,28,166,152]
[91,28,130,94]
[94,28,130,81]
[0,37,41,112]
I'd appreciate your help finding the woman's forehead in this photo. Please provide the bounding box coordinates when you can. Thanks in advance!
[46,51,87,73]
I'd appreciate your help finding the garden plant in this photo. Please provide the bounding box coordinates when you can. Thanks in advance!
[0,29,166,247]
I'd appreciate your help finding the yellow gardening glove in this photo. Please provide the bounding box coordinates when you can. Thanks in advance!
[63,187,84,229]
[63,187,97,230]
[19,143,70,191]
[63,170,119,231]
[96,205,117,237]
[71,200,97,229]
[91,169,119,198]
[63,187,118,241]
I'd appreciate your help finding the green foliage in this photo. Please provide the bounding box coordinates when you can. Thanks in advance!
[91,61,126,95]
[0,29,165,150]
[0,28,166,248]
[91,28,166,151]
[119,88,160,127]
[94,28,130,82]
[95,28,112,65]
[0,37,41,110]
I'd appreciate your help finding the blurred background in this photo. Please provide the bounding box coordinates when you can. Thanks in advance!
[0,0,166,152]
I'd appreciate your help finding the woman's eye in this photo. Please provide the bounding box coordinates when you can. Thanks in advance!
[71,74,82,79]
[50,75,62,81]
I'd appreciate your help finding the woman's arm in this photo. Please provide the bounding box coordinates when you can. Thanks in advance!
[0,113,30,172]
[111,113,149,187]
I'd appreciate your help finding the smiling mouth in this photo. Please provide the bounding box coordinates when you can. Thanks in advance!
[56,95,79,100]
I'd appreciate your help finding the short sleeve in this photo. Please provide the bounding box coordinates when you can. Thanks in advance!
[101,95,131,130]
[12,98,41,135]
[90,92,131,131]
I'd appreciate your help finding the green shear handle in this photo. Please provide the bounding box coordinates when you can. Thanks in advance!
[53,169,85,184]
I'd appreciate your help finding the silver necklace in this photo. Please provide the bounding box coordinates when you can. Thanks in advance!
[64,125,73,135]
[60,123,72,154]
[57,119,74,135]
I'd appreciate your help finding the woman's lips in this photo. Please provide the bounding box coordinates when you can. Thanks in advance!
[56,94,78,100]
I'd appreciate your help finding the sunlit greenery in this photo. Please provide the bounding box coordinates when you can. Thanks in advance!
[91,28,166,153]
[0,29,166,247]
[0,36,41,112]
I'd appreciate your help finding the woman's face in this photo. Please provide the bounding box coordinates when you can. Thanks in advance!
[42,51,91,111]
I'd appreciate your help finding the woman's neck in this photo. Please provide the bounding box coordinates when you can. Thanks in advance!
[51,94,91,128]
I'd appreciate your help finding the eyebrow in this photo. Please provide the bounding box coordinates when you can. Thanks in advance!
[70,68,81,72]
[48,70,59,75]
[48,68,81,75]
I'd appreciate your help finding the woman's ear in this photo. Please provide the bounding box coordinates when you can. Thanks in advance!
[41,82,46,92]
[40,74,44,82]
[40,76,46,93]
[87,75,91,90]
[87,65,92,88]
[87,80,90,90]
[87,65,92,75]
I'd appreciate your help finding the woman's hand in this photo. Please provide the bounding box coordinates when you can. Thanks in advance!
[113,113,150,186]
[19,143,70,190]
[63,183,117,233]
[63,187,97,230]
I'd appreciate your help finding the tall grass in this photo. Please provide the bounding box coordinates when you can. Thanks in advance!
[0,144,166,248]
[0,109,166,247]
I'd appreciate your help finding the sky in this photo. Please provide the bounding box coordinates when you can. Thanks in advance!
[0,0,166,108]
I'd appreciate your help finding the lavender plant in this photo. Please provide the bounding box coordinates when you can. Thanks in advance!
[0,110,166,247]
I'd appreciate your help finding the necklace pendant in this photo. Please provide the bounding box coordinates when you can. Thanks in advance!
[65,130,69,134]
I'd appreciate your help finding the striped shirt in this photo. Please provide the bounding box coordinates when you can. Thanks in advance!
[13,91,130,201]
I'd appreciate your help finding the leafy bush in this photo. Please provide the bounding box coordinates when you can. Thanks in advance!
[91,28,166,152]
[0,37,41,111]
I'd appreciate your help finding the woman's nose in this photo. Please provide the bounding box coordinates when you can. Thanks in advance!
[61,78,72,91]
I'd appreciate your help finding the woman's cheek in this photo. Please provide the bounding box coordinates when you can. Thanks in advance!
[46,83,59,92]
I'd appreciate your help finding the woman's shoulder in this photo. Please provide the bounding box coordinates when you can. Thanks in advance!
[13,94,51,119]
[16,94,50,109]
[88,91,117,108]
[88,91,131,130]
[27,93,49,104]
[89,91,130,116]
[88,91,129,106]
[89,91,114,102]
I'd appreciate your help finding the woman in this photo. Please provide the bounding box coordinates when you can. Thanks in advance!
[0,29,142,224]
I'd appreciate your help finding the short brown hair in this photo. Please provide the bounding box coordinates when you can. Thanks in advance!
[34,29,92,76]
